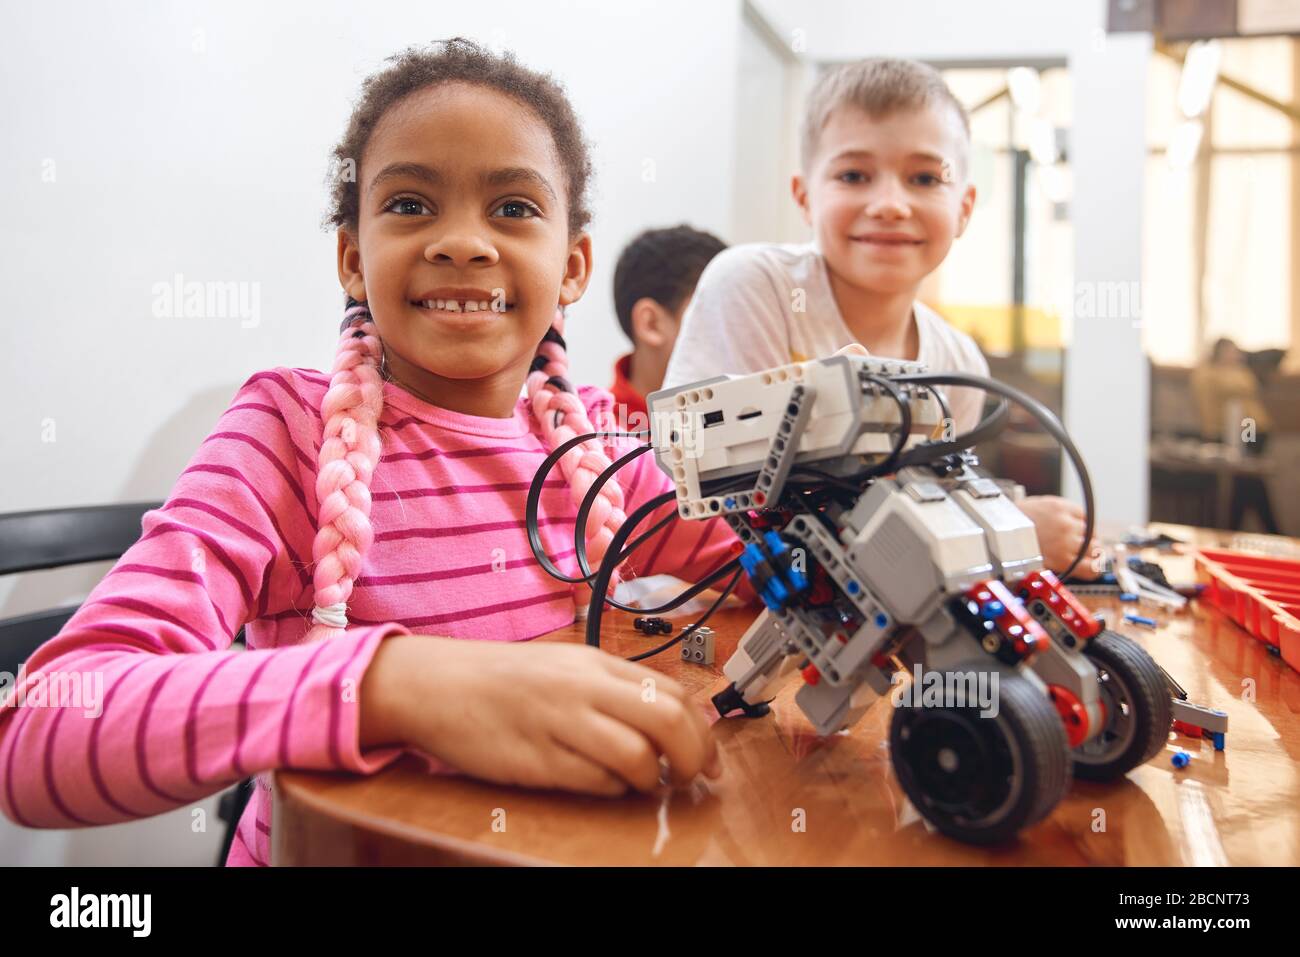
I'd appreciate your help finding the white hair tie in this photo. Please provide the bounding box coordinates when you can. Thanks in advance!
[311,602,349,629]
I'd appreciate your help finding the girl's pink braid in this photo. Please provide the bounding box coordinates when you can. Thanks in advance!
[526,308,629,613]
[304,300,385,642]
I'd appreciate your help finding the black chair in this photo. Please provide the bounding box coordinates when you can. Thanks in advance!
[0,502,251,865]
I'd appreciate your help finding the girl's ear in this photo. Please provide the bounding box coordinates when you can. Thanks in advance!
[337,229,367,301]
[558,232,594,306]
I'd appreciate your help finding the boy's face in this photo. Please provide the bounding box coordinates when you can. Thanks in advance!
[793,103,976,296]
[337,83,590,388]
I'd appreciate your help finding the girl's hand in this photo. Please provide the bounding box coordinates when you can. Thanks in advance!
[1017,494,1103,580]
[361,635,722,796]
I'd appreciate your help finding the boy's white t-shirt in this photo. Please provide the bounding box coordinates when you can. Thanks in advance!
[662,242,991,434]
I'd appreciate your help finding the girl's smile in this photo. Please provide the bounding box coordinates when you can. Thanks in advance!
[410,285,515,323]
[336,81,591,418]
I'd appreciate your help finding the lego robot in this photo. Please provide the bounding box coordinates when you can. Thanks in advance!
[634,354,1182,845]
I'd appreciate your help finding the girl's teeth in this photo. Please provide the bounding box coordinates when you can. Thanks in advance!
[416,298,503,312]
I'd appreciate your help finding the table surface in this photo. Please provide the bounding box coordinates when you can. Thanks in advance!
[273,524,1300,866]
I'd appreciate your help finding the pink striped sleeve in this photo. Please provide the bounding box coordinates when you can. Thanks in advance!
[0,369,410,829]
[578,386,758,604]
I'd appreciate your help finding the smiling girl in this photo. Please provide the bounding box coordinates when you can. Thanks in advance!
[0,39,747,866]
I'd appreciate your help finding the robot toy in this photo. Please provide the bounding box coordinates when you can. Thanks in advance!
[528,353,1214,845]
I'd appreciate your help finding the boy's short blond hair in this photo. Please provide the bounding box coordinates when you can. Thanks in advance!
[800,58,971,176]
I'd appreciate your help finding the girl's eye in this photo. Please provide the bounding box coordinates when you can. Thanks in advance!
[491,199,541,219]
[912,172,942,187]
[836,170,867,184]
[384,196,432,216]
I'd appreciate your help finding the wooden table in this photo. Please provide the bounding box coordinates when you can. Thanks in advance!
[273,524,1300,866]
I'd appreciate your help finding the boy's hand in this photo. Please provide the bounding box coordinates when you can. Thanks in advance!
[1017,494,1103,580]
[361,636,721,796]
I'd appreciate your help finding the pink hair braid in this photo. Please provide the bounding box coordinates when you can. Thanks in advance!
[304,300,386,642]
[526,309,629,613]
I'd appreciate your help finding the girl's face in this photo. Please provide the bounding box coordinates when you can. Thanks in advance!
[793,104,976,297]
[338,83,591,416]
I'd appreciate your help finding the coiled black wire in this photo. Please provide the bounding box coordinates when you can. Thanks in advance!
[529,367,1089,655]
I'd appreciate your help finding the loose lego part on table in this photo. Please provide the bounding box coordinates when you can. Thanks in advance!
[681,626,715,665]
[526,353,1222,846]
[1170,699,1228,751]
[633,616,673,636]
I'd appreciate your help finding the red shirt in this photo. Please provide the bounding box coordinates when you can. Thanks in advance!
[610,352,648,425]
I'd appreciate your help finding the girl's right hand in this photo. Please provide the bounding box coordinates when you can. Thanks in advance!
[360,635,722,796]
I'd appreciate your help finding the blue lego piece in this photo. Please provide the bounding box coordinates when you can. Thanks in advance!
[1210,732,1225,751]
[979,600,1006,619]
[1119,592,1139,602]
[1124,613,1157,628]
[1171,751,1191,769]
[762,531,808,593]
[739,541,791,612]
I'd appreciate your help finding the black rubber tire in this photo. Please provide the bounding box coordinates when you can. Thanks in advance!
[1072,630,1173,781]
[889,672,1071,845]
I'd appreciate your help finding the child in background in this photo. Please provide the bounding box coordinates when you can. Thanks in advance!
[0,40,748,866]
[609,225,727,423]
[664,58,1098,576]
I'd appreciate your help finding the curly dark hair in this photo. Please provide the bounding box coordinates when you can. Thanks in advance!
[325,38,594,235]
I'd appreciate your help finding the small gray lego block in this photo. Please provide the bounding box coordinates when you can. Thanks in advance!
[1170,698,1229,734]
[681,626,715,665]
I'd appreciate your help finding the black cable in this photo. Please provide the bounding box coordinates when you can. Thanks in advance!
[586,489,735,647]
[894,371,1094,579]
[574,442,654,581]
[860,373,911,475]
[892,396,1011,465]
[591,472,757,616]
[628,566,746,662]
[526,428,648,584]
[928,384,953,432]
[520,425,748,617]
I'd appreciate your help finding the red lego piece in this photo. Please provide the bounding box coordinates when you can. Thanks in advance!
[1048,684,1090,747]
[1019,569,1103,642]
[964,579,1051,658]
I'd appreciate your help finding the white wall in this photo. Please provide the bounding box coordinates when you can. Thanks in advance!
[0,0,745,865]
[732,8,812,244]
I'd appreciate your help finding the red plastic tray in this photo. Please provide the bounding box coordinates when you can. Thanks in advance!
[1195,547,1300,672]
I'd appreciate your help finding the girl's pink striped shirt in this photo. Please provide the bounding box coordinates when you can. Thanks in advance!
[0,367,750,865]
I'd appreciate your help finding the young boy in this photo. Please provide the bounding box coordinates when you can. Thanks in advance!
[610,224,727,423]
[663,58,1096,576]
